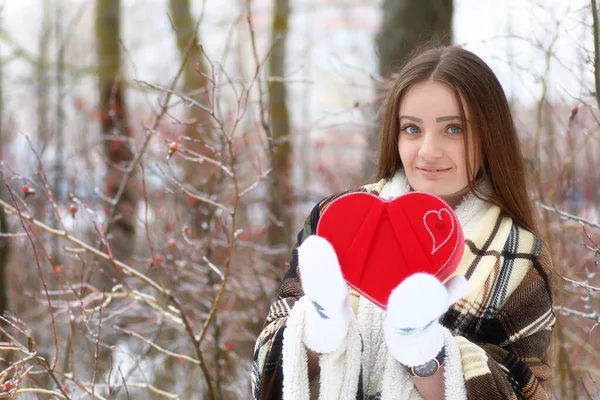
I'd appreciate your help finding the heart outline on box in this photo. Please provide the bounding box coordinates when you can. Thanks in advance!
[424,208,455,255]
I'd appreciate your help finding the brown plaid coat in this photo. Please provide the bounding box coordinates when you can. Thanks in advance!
[252,181,554,400]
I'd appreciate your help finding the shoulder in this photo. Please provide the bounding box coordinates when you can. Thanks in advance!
[504,218,551,269]
[498,216,553,293]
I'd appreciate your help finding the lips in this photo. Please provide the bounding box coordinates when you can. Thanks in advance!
[418,167,451,172]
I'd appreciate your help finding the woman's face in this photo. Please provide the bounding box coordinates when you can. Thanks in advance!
[397,80,480,197]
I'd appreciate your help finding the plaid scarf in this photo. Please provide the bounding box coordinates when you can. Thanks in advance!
[252,171,554,399]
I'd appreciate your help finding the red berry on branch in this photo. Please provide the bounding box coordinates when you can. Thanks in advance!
[74,97,86,110]
[165,220,176,232]
[570,105,579,119]
[69,203,78,217]
[155,254,164,264]
[109,140,121,153]
[186,196,199,208]
[183,225,190,235]
[21,185,35,197]
[167,141,179,160]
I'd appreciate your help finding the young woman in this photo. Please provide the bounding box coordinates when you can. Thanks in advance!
[252,46,555,400]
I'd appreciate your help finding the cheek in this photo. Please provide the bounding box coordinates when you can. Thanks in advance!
[467,139,482,171]
[397,137,404,159]
[397,138,413,164]
[459,144,468,169]
[446,141,465,168]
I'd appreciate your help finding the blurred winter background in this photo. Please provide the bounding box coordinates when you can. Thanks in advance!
[0,0,597,398]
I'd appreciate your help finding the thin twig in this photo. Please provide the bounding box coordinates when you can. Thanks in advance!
[114,326,200,365]
[591,0,600,110]
[554,305,600,324]
[118,367,131,400]
[536,202,600,230]
[559,275,600,293]
[11,388,67,399]
[90,295,104,400]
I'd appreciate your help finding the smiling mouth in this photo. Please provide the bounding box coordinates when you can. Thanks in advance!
[417,167,451,172]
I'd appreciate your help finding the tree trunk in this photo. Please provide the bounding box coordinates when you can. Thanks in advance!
[0,176,6,316]
[169,0,210,118]
[165,5,223,397]
[169,0,220,239]
[267,0,293,265]
[0,23,8,319]
[376,0,453,77]
[0,204,6,318]
[364,0,453,179]
[53,2,66,266]
[95,0,137,266]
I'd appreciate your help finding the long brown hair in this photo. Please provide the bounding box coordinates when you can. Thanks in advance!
[376,46,539,236]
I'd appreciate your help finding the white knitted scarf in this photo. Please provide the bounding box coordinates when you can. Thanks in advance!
[282,170,491,400]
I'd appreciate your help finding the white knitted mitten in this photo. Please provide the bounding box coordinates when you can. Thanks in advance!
[298,235,352,354]
[382,273,468,367]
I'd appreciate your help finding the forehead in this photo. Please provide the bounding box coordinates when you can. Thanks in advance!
[399,80,467,116]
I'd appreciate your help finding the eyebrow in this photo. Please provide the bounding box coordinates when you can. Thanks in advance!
[436,115,462,122]
[399,115,462,123]
[399,115,423,123]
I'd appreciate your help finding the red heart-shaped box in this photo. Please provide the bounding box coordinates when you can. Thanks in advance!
[316,192,464,310]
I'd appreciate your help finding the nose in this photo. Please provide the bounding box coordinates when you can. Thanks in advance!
[418,132,443,160]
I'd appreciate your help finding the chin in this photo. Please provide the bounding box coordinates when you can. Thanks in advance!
[409,179,454,197]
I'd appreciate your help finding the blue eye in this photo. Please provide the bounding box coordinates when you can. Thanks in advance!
[447,125,462,134]
[401,125,420,135]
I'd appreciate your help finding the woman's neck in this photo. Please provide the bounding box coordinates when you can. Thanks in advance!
[439,186,472,209]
